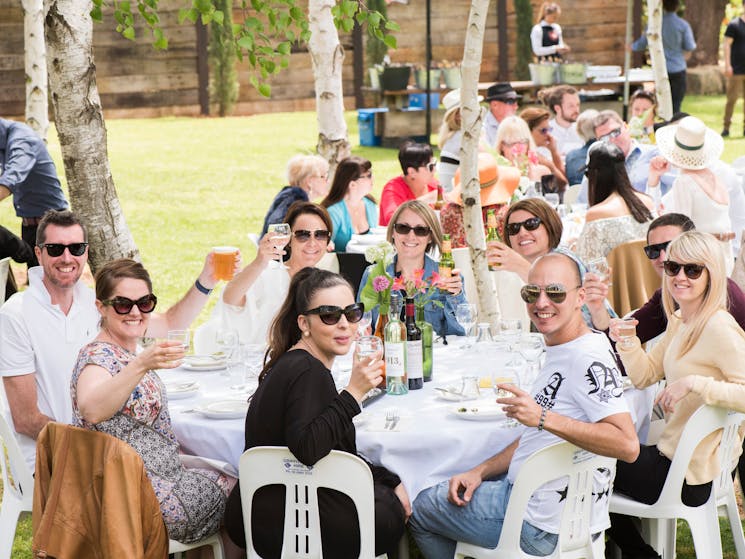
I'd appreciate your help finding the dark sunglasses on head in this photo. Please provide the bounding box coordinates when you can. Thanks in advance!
[643,241,671,260]
[423,160,437,172]
[598,127,623,142]
[101,294,158,315]
[38,242,88,257]
[505,217,542,237]
[304,302,365,325]
[393,223,431,237]
[520,283,581,304]
[293,229,332,242]
[662,260,706,280]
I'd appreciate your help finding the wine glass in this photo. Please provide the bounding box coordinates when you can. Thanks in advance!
[543,192,560,209]
[357,311,373,336]
[498,319,523,349]
[455,303,477,349]
[355,335,383,362]
[518,336,544,388]
[167,330,190,352]
[267,223,291,269]
[215,328,239,377]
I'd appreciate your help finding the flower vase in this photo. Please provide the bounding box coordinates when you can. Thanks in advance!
[416,306,433,382]
[374,312,389,388]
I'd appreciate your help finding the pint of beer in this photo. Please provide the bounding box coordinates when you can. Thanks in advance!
[213,246,238,281]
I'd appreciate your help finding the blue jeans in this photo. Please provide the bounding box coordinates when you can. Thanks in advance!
[409,476,558,559]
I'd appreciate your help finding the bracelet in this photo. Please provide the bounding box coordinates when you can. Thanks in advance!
[538,407,548,431]
[194,278,213,295]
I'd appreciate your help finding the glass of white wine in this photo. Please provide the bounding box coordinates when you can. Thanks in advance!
[216,328,239,377]
[267,222,292,269]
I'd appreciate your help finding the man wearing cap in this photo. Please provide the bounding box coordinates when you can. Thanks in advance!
[482,83,521,148]
[0,118,68,267]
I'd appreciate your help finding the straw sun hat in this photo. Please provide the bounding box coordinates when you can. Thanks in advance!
[655,116,723,170]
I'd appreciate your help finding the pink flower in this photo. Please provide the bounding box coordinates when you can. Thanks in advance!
[511,143,528,157]
[528,150,539,165]
[429,271,442,287]
[392,276,406,291]
[372,275,390,292]
[413,268,425,281]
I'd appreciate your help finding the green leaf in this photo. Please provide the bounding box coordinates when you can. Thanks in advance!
[249,75,259,89]
[341,18,353,33]
[201,12,212,24]
[383,34,397,49]
[264,60,276,73]
[122,25,136,40]
[120,1,131,12]
[385,20,400,31]
[355,11,367,24]
[277,41,291,55]
[258,82,271,97]
[367,12,380,28]
[289,6,303,20]
[212,10,224,25]
[153,35,168,49]
[90,5,103,21]
[237,35,254,50]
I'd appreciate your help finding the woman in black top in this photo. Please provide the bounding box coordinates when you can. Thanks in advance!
[223,268,409,557]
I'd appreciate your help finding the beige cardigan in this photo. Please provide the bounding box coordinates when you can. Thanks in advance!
[618,309,745,485]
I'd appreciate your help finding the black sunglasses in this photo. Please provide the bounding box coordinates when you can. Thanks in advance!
[643,241,671,260]
[38,242,88,257]
[101,294,158,315]
[502,99,518,105]
[394,223,431,237]
[520,283,581,304]
[662,260,706,280]
[293,229,331,242]
[505,217,542,237]
[304,303,365,325]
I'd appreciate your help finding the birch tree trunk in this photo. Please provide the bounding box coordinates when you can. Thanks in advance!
[646,0,671,121]
[45,0,139,271]
[460,0,498,327]
[308,0,350,174]
[23,0,49,140]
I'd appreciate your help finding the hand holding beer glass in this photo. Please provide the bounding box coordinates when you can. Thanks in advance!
[267,223,291,269]
[212,246,239,281]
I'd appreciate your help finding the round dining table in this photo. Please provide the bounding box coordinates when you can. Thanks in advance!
[168,338,654,501]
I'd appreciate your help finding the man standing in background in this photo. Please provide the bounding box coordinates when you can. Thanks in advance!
[631,0,695,114]
[722,1,745,138]
[0,117,68,267]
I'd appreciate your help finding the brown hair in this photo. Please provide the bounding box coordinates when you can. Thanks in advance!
[386,200,443,254]
[94,258,153,301]
[260,268,353,382]
[503,198,563,250]
[36,209,88,245]
[519,107,551,131]
[320,156,375,207]
[538,85,578,115]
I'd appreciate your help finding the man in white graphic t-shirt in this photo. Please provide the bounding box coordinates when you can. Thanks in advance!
[409,252,640,559]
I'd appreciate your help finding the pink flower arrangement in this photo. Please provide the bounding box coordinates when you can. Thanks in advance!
[392,269,444,310]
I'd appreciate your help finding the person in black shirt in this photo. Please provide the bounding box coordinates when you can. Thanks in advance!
[223,268,409,558]
[723,2,745,137]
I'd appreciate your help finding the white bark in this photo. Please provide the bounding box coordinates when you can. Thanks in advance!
[460,0,498,326]
[45,0,139,271]
[647,0,672,120]
[23,0,49,140]
[308,0,350,173]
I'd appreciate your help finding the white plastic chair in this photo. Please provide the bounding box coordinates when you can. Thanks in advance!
[609,405,745,559]
[0,413,34,559]
[454,442,616,559]
[0,257,11,305]
[563,184,582,206]
[239,446,387,559]
[169,534,224,559]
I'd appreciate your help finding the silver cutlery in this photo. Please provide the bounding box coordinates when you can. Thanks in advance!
[385,408,400,431]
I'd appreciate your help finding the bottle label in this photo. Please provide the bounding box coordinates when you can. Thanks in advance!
[439,265,452,279]
[385,342,405,377]
[442,240,452,252]
[407,340,423,380]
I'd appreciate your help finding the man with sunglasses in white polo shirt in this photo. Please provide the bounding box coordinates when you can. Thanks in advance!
[0,209,221,469]
[410,252,639,559]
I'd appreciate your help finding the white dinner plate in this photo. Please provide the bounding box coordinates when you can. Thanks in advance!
[164,380,200,399]
[449,405,506,421]
[197,399,249,419]
[182,355,227,371]
[351,234,385,246]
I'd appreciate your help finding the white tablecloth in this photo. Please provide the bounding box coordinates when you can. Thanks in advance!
[169,340,653,499]
[345,233,387,254]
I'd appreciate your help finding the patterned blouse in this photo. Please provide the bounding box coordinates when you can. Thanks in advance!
[576,215,651,264]
[71,341,230,544]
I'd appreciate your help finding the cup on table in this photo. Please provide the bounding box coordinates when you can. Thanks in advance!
[616,318,637,350]
[167,330,191,352]
[498,319,523,346]
[213,246,239,281]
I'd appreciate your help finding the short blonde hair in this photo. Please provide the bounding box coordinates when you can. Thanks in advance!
[495,116,537,157]
[286,154,329,190]
[576,109,599,143]
[662,231,727,358]
[386,200,443,255]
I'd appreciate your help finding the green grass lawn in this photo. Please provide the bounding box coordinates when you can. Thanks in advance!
[2,93,744,556]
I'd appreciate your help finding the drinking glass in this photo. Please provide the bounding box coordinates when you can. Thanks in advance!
[136,336,157,355]
[167,330,191,352]
[460,376,481,400]
[355,336,383,362]
[267,223,291,269]
[455,303,477,349]
[213,246,239,281]
[498,319,523,348]
[231,343,262,393]
[616,318,637,350]
[518,336,544,388]
[215,328,239,377]
[587,256,612,286]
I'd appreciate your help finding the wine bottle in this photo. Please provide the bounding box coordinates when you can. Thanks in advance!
[485,209,501,271]
[416,305,433,382]
[384,293,408,395]
[439,234,455,290]
[405,297,423,390]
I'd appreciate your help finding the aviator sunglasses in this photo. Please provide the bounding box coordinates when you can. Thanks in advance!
[598,127,623,142]
[303,303,365,325]
[643,241,671,260]
[394,223,431,237]
[520,283,581,304]
[101,294,158,315]
[662,260,706,280]
[38,242,89,257]
[293,229,332,242]
[505,217,542,237]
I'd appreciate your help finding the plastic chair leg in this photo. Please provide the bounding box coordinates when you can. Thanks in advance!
[687,505,722,559]
[722,490,745,559]
[0,499,22,559]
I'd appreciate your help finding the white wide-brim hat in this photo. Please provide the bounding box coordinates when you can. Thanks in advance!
[655,116,723,170]
[442,88,484,117]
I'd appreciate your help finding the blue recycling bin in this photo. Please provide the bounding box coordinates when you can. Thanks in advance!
[357,108,388,147]
[408,93,440,109]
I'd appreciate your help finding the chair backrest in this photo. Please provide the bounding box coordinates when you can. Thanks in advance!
[0,412,35,513]
[563,184,582,206]
[193,316,221,355]
[657,405,745,507]
[495,442,616,557]
[238,446,376,559]
[606,239,660,319]
[0,257,10,305]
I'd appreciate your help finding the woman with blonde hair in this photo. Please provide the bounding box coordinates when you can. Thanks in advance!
[607,231,745,558]
[530,2,570,61]
[493,116,552,182]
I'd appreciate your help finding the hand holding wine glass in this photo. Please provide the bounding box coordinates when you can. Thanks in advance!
[267,223,291,269]
[347,336,384,401]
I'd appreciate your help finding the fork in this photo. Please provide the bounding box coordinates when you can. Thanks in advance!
[386,408,400,431]
[384,409,394,430]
